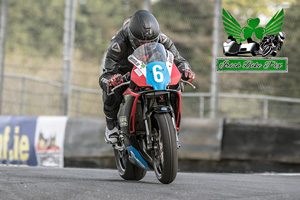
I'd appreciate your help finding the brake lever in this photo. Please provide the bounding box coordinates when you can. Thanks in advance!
[180,79,196,89]
[107,81,130,96]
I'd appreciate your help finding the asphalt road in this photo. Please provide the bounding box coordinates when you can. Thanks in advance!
[1,166,300,200]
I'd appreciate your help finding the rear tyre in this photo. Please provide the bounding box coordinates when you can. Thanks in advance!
[114,148,147,181]
[152,113,178,184]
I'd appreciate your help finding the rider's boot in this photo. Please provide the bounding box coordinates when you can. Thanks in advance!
[104,117,119,144]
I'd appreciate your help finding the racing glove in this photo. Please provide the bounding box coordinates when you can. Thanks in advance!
[107,72,130,89]
[181,69,195,83]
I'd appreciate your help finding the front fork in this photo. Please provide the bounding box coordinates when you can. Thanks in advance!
[171,116,181,149]
[142,95,180,151]
[142,95,152,151]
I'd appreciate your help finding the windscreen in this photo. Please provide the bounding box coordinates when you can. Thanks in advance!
[132,42,167,65]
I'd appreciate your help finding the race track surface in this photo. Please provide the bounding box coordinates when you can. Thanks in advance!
[1,166,300,200]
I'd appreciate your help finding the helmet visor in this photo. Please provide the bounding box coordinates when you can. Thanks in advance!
[128,29,160,49]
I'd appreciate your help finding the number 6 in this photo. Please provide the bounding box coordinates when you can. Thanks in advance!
[153,65,164,83]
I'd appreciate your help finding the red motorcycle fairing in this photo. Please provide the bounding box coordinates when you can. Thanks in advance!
[120,63,182,134]
[175,90,182,131]
[120,87,182,134]
[121,88,141,134]
[130,66,148,87]
[169,63,182,86]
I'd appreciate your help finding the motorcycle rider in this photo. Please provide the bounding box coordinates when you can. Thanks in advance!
[259,31,286,57]
[99,10,195,144]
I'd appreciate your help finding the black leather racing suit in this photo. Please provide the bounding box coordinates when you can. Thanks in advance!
[99,18,192,120]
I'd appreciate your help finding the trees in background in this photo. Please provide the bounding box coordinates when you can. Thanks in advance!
[3,0,300,97]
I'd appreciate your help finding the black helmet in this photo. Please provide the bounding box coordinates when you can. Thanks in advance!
[128,10,160,49]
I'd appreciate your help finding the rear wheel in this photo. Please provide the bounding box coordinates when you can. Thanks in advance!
[152,113,178,184]
[114,148,146,181]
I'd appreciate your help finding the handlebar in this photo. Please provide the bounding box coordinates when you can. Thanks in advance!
[107,81,130,96]
[106,79,196,96]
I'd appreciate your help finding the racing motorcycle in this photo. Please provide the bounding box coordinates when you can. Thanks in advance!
[107,42,195,184]
[259,36,280,57]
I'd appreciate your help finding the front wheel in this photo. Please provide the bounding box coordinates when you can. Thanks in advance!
[152,113,178,184]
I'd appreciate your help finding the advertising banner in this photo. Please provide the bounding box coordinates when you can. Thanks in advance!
[34,116,67,167]
[0,116,38,166]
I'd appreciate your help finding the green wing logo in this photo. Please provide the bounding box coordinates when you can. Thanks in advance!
[264,9,284,36]
[222,9,284,42]
[222,9,244,43]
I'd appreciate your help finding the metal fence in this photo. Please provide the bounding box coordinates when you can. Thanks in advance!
[2,73,103,118]
[3,74,300,120]
[182,92,300,120]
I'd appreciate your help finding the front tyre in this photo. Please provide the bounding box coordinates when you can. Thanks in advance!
[114,148,146,181]
[152,113,178,184]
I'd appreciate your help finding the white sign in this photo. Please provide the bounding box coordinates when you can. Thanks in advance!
[35,116,68,167]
